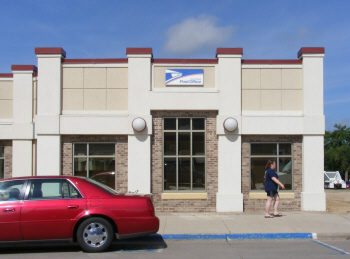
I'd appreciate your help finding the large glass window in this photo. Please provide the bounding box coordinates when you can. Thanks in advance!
[163,118,206,191]
[0,147,4,179]
[250,143,293,191]
[73,143,116,189]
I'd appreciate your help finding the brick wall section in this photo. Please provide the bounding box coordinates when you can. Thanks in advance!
[61,135,128,193]
[0,140,12,178]
[242,135,302,211]
[151,111,218,212]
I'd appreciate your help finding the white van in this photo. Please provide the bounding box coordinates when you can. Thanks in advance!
[324,171,346,189]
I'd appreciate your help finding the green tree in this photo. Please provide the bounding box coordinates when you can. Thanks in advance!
[324,124,350,180]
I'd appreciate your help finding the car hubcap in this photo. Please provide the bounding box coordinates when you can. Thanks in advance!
[83,222,108,247]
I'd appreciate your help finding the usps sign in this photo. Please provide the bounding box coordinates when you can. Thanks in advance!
[165,69,204,86]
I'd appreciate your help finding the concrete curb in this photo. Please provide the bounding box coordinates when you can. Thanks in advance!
[316,233,350,240]
[157,233,316,240]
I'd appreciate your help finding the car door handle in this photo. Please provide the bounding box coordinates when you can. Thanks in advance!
[67,205,79,209]
[3,208,15,212]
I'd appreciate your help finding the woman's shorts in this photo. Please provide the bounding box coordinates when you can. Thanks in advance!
[266,190,278,198]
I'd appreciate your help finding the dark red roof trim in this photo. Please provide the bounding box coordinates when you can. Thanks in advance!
[297,47,325,58]
[153,59,218,64]
[0,73,13,78]
[126,48,153,55]
[35,47,66,58]
[11,65,38,72]
[242,60,302,65]
[216,48,243,55]
[63,59,128,64]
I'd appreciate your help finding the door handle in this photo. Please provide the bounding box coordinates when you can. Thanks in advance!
[3,208,15,212]
[67,205,79,209]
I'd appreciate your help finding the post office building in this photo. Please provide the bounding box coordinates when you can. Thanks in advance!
[0,47,326,212]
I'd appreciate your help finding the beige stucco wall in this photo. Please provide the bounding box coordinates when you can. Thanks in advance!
[62,67,128,111]
[0,80,13,119]
[153,66,216,88]
[33,80,37,118]
[242,68,302,111]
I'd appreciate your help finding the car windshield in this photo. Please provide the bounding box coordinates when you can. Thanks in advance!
[84,178,118,195]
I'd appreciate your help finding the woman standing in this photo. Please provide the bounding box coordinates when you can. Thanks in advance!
[265,160,285,218]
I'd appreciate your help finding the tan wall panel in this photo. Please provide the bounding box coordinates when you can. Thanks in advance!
[0,100,13,119]
[62,89,84,110]
[261,90,281,110]
[242,90,261,110]
[84,89,106,110]
[261,69,281,89]
[107,89,128,110]
[153,66,215,88]
[63,68,83,89]
[107,68,128,89]
[242,69,260,89]
[282,69,302,89]
[84,68,106,89]
[282,90,303,110]
[0,81,13,99]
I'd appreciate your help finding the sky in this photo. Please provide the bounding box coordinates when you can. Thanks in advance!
[0,0,349,131]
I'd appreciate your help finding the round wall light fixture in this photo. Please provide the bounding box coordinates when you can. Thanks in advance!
[223,117,238,132]
[132,117,147,132]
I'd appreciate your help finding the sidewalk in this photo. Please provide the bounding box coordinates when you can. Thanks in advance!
[154,211,350,240]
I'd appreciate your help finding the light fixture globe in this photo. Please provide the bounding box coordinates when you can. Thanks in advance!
[223,117,238,132]
[132,117,146,132]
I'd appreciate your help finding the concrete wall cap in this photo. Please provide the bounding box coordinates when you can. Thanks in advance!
[35,47,66,58]
[297,47,325,58]
[0,73,13,78]
[242,60,302,65]
[11,65,38,72]
[216,48,243,57]
[126,48,153,55]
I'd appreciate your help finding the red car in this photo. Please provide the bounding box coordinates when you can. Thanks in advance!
[0,176,159,252]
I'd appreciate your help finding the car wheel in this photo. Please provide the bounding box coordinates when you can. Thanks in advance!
[77,217,114,252]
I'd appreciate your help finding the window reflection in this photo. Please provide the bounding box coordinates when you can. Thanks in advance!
[278,158,292,190]
[193,158,205,190]
[164,133,176,155]
[164,158,176,190]
[178,118,190,130]
[178,133,190,155]
[73,143,116,189]
[251,144,277,156]
[178,158,191,190]
[250,143,293,191]
[164,118,176,130]
[193,132,205,155]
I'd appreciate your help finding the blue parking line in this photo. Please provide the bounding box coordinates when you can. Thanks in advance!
[160,233,314,240]
[227,233,314,240]
[162,234,227,240]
